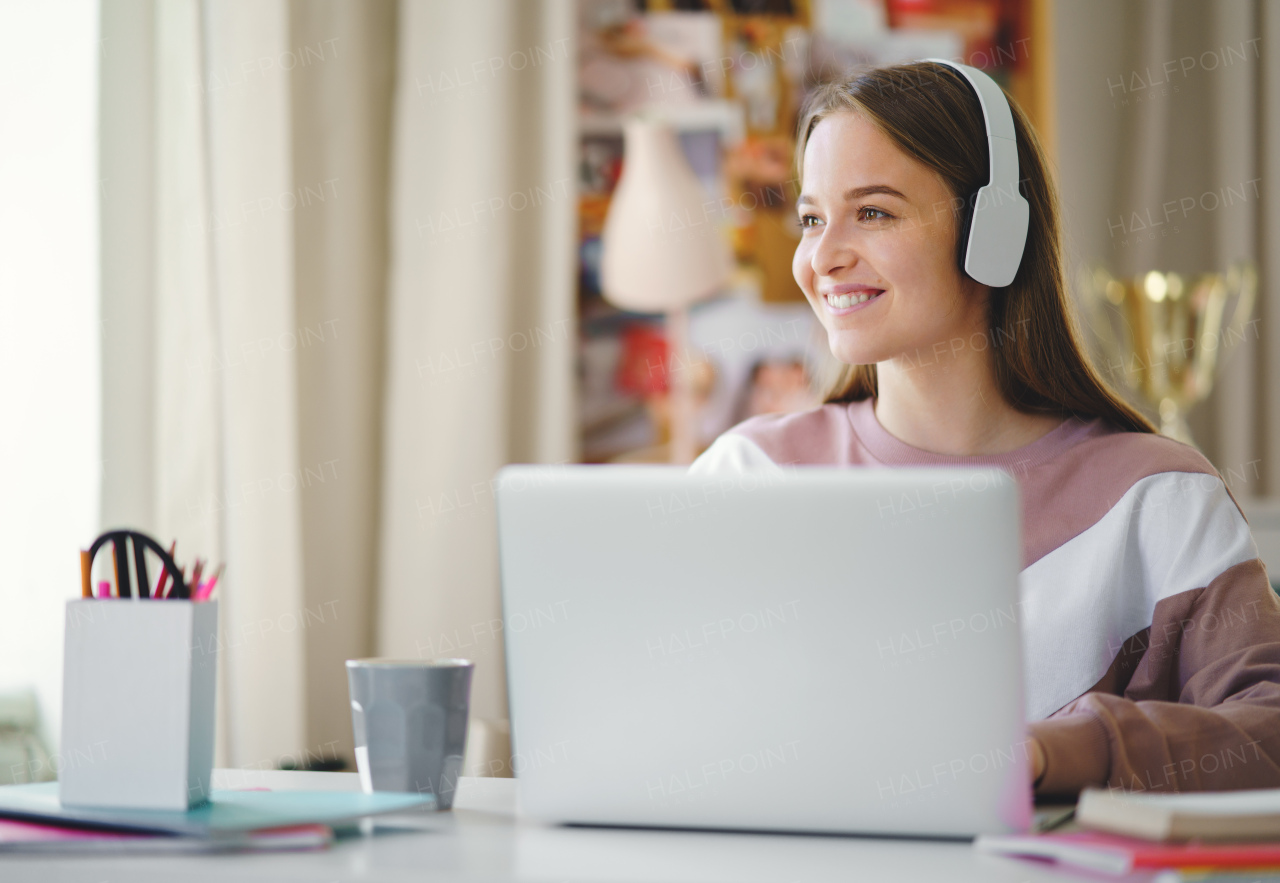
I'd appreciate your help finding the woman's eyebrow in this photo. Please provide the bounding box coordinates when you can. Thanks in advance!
[796,185,910,206]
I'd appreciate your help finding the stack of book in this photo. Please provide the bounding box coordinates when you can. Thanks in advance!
[979,787,1280,878]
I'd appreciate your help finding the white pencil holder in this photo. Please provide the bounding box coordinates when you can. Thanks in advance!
[59,599,218,810]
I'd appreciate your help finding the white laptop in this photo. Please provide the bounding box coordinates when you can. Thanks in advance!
[495,465,1032,839]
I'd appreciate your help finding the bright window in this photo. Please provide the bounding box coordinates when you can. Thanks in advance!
[0,0,101,756]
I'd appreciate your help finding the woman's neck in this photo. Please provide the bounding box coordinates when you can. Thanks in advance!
[873,346,1064,457]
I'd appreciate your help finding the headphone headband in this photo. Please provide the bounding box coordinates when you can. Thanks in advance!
[919,58,1030,288]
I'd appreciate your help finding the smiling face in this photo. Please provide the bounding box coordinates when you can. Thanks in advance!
[792,110,989,367]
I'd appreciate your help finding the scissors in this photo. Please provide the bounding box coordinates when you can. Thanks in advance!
[86,529,190,599]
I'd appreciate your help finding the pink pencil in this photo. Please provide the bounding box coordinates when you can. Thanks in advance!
[154,541,177,599]
[196,564,223,601]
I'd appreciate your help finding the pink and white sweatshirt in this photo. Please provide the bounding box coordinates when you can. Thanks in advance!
[689,397,1280,794]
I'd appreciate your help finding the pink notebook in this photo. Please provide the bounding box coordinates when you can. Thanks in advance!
[0,817,332,854]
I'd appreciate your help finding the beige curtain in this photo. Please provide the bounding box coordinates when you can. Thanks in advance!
[377,0,577,731]
[99,0,572,768]
[1053,0,1279,495]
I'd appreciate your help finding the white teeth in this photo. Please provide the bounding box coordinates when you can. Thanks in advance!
[828,291,883,308]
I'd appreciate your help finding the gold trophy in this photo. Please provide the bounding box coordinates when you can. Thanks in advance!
[1080,263,1257,446]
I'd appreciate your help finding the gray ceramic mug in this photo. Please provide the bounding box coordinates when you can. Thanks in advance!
[346,658,474,809]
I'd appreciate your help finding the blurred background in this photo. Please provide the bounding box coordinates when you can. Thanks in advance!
[1,0,1277,780]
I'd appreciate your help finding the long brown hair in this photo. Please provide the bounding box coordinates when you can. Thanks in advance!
[796,61,1155,434]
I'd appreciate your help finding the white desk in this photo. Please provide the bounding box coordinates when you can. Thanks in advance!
[1,770,1123,882]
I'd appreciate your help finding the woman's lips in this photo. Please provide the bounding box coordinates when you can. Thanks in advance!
[823,290,885,315]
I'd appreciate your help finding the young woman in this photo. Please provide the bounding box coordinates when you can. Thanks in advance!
[690,61,1280,794]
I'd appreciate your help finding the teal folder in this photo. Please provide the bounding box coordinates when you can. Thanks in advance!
[0,783,434,836]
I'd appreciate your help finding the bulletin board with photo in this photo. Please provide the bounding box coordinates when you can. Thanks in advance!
[576,0,1043,463]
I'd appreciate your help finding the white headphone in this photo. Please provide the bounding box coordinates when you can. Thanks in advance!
[921,59,1030,288]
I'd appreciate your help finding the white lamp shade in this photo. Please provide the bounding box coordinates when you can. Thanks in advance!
[599,119,734,312]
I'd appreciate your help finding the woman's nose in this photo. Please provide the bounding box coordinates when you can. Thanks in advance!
[810,226,858,277]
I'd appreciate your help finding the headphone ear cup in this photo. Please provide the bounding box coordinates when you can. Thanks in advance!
[955,190,979,278]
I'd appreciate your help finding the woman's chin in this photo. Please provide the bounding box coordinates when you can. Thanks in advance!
[826,334,881,368]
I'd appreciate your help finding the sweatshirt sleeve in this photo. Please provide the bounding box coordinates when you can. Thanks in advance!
[1031,555,1280,794]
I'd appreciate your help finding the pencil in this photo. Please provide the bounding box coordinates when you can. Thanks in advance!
[197,564,224,601]
[80,550,91,598]
[154,540,176,599]
[190,559,205,598]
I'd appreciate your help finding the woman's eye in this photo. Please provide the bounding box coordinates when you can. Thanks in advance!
[796,208,890,228]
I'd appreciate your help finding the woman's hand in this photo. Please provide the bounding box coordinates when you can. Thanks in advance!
[1029,736,1046,787]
